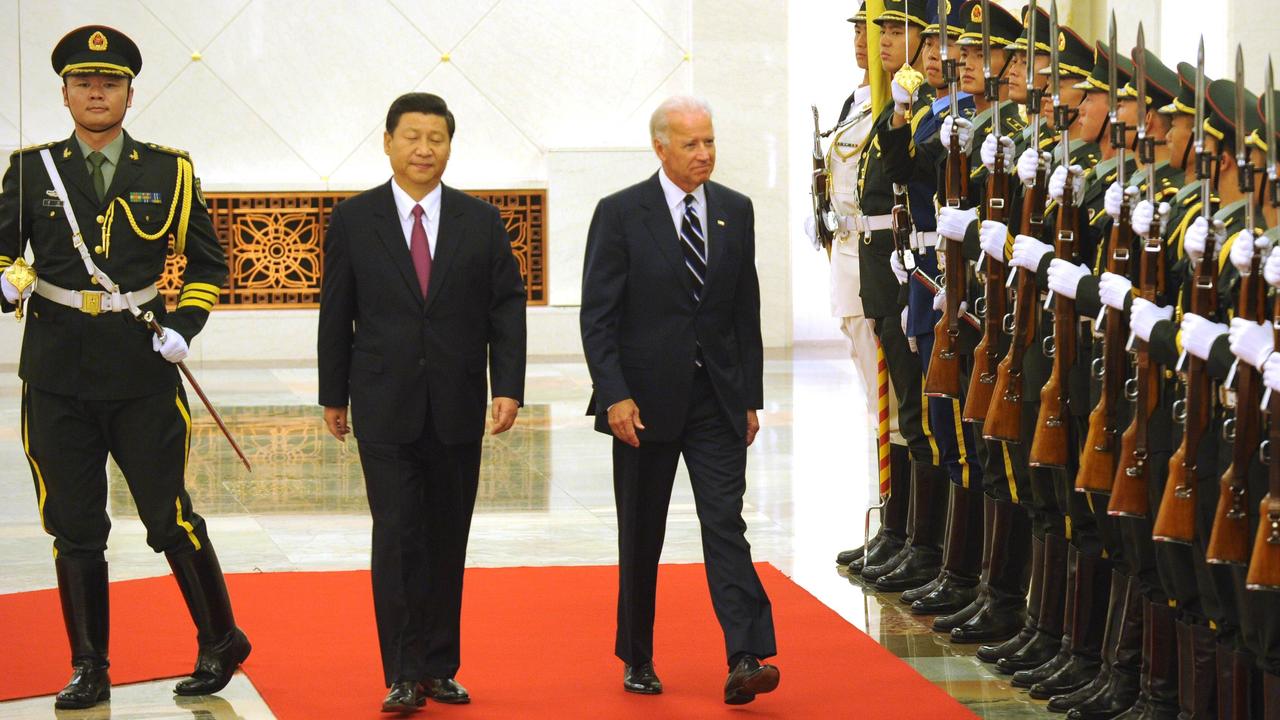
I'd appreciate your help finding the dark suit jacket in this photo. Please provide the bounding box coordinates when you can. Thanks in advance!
[580,173,763,442]
[317,181,526,445]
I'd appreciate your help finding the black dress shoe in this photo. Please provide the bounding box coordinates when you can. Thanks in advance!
[724,655,779,705]
[54,662,111,710]
[623,663,663,694]
[381,681,425,714]
[1030,655,1100,700]
[850,535,905,575]
[174,628,252,696]
[899,575,942,605]
[996,630,1060,675]
[422,677,470,704]
[976,625,1035,664]
[910,575,978,616]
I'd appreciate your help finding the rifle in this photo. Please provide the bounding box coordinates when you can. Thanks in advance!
[1247,56,1280,589]
[811,106,836,250]
[1153,37,1213,541]
[1110,27,1158,516]
[1028,1,1076,468]
[1208,45,1263,564]
[963,0,1010,422]
[1078,13,1132,493]
[984,0,1046,443]
[923,0,968,399]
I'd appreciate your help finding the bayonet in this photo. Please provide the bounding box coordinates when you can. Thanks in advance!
[1268,56,1277,208]
[1136,24,1153,209]
[1109,12,1126,188]
[1050,0,1068,171]
[1238,44,1257,235]
[983,0,1000,129]
[1196,37,1211,222]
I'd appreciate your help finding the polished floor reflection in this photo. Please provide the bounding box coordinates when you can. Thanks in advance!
[0,344,1047,718]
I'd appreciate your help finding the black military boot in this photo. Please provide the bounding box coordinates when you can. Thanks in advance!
[875,463,946,592]
[1175,621,1216,719]
[1030,552,1112,699]
[1218,647,1261,720]
[1065,574,1142,719]
[1013,543,1079,688]
[168,544,252,696]
[976,531,1043,662]
[53,557,111,709]
[1264,670,1280,720]
[1047,567,1126,713]
[850,444,911,575]
[910,482,984,615]
[996,532,1068,673]
[932,495,996,632]
[1113,601,1178,720]
[951,498,1032,644]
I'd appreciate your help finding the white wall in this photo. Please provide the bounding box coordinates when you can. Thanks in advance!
[0,0,788,360]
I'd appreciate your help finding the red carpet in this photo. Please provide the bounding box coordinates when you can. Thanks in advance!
[0,563,976,718]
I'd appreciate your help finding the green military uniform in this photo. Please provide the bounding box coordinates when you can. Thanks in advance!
[0,25,249,710]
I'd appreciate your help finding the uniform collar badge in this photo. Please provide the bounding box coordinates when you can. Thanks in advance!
[129,149,139,161]
[62,147,72,159]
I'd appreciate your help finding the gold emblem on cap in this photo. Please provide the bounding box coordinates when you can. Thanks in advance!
[971,3,982,22]
[1058,31,1066,51]
[88,31,109,52]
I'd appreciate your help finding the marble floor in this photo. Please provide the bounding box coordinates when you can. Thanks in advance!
[0,343,1048,719]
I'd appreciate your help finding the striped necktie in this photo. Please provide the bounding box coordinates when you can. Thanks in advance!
[680,194,706,302]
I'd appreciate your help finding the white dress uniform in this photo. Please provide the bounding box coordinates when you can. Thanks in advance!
[826,85,902,449]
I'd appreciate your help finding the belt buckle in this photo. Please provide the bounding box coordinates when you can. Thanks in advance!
[81,292,101,316]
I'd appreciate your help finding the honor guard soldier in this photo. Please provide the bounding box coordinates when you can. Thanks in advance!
[875,0,986,613]
[0,26,248,709]
[829,4,914,578]
[855,0,951,593]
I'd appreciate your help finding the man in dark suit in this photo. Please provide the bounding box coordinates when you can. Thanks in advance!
[317,92,527,714]
[580,96,779,705]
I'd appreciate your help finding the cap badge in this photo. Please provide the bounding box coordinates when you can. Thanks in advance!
[88,31,108,52]
[1058,31,1067,51]
[971,4,982,22]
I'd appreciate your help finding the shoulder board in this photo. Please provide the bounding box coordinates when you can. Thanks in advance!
[145,142,190,158]
[10,141,58,156]
[1069,140,1101,169]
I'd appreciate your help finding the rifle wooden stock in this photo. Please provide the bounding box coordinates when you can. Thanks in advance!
[1029,177,1078,468]
[1152,443,1196,543]
[1208,265,1267,565]
[924,132,971,399]
[1076,205,1133,494]
[964,165,1011,422]
[1108,367,1157,517]
[1153,267,1217,542]
[984,173,1048,443]
[1246,495,1280,590]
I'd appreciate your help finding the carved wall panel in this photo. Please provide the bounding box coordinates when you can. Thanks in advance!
[157,190,547,308]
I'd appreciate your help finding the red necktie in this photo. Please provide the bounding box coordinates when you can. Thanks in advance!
[410,204,432,297]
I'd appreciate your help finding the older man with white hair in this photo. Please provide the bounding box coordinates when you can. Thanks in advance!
[579,95,779,705]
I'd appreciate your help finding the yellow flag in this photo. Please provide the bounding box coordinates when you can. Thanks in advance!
[866,0,890,115]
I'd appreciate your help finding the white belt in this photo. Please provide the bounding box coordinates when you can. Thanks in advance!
[910,231,940,250]
[839,214,894,233]
[34,280,159,316]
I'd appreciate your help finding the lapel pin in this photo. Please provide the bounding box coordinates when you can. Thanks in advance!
[62,148,72,159]
[716,219,726,226]
[129,149,140,161]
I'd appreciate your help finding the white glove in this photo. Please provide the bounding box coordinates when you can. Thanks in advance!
[1130,199,1171,238]
[1264,353,1280,395]
[1098,272,1133,311]
[979,220,1008,261]
[1010,234,1053,271]
[152,326,189,363]
[1046,259,1090,299]
[980,134,1016,174]
[937,206,979,242]
[1103,183,1140,221]
[941,116,974,155]
[1181,313,1227,361]
[1130,298,1174,342]
[1048,164,1084,202]
[1017,148,1047,186]
[1265,245,1280,288]
[803,215,817,248]
[1183,216,1209,264]
[931,288,969,314]
[1229,317,1274,370]
[1229,229,1259,274]
[891,78,914,110]
[901,305,910,341]
[890,250,909,284]
[1,274,32,304]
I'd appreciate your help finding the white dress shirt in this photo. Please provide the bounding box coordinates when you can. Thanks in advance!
[657,169,708,257]
[390,179,442,257]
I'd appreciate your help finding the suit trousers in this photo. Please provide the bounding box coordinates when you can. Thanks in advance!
[22,383,208,559]
[357,415,482,686]
[612,367,776,667]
